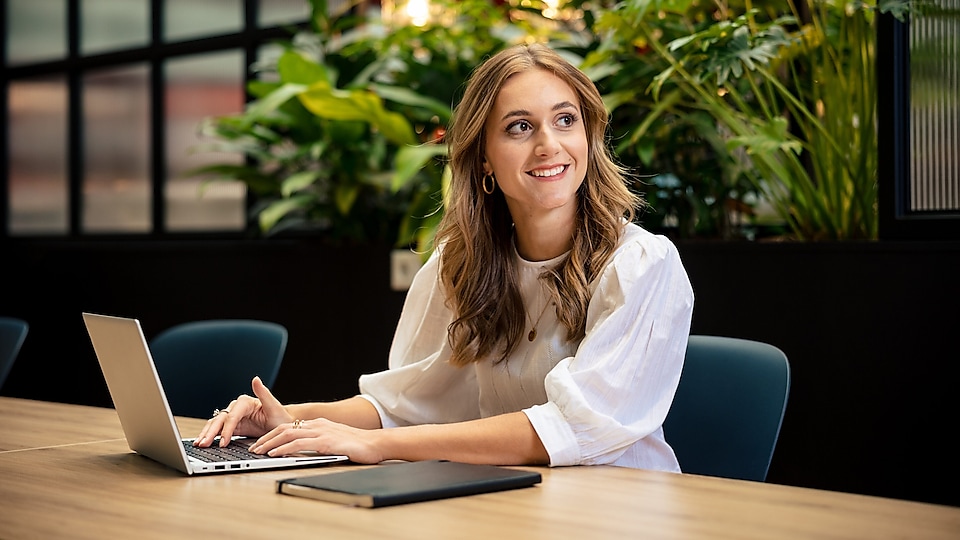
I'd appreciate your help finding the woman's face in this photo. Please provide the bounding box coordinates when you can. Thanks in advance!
[482,68,588,225]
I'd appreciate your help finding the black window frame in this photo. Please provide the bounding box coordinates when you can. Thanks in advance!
[0,0,310,240]
[877,11,960,241]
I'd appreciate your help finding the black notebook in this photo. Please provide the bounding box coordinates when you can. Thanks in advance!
[276,460,542,508]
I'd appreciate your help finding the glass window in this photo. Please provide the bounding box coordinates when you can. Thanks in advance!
[81,0,150,55]
[258,0,311,27]
[165,0,243,42]
[877,6,960,240]
[4,0,348,239]
[6,0,67,66]
[8,77,70,235]
[82,64,151,233]
[254,42,285,82]
[910,6,960,212]
[164,51,247,231]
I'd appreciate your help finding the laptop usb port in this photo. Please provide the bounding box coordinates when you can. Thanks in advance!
[214,465,225,470]
[230,464,241,469]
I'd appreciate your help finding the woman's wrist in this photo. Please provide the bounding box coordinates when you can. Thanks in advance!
[284,403,308,422]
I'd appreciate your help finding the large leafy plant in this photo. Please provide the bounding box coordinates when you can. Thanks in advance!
[572,0,759,239]
[587,0,907,240]
[189,4,447,247]
[191,0,510,246]
[189,0,596,250]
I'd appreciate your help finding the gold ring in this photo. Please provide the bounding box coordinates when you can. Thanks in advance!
[212,408,230,418]
[293,419,303,429]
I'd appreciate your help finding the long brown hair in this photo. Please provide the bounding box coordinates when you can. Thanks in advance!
[436,43,642,366]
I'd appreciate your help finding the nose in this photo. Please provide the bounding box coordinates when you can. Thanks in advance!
[535,128,561,157]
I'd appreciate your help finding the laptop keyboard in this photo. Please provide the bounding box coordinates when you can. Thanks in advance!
[183,438,272,462]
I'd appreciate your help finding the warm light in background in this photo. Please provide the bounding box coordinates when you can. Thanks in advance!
[542,0,560,19]
[382,0,434,27]
[406,0,431,26]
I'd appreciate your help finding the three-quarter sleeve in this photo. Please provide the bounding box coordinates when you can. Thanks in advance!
[523,229,694,468]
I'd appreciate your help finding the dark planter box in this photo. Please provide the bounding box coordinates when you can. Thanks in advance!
[1,238,407,408]
[2,237,958,507]
[678,239,960,508]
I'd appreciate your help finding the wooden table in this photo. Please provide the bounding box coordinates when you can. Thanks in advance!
[0,397,957,539]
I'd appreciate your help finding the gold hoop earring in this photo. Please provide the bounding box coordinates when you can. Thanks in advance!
[482,173,496,195]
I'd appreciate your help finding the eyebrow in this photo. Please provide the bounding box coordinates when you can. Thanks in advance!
[499,100,578,122]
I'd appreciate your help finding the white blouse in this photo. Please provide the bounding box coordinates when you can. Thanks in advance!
[358,222,694,471]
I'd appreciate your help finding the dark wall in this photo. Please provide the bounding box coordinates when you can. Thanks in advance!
[679,240,960,508]
[1,239,407,408]
[3,237,958,507]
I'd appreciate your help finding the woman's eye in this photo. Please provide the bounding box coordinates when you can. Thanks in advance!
[506,120,533,135]
[557,113,577,127]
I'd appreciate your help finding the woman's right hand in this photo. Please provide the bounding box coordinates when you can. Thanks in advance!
[193,376,293,447]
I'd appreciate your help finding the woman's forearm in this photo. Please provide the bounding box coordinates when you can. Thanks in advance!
[371,411,549,466]
[285,396,383,430]
[283,399,548,465]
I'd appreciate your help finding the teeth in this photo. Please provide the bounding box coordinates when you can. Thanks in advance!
[530,165,565,177]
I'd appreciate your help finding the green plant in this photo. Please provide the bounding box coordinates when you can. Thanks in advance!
[190,0,912,244]
[573,0,767,240]
[188,2,445,247]
[189,0,598,251]
[588,0,909,240]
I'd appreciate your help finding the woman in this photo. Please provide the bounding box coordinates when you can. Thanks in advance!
[196,43,694,471]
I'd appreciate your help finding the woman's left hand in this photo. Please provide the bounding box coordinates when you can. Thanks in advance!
[249,417,385,464]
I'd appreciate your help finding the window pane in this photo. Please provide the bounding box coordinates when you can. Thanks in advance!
[8,77,69,234]
[165,51,246,231]
[255,42,285,82]
[165,0,243,42]
[6,0,67,66]
[258,0,311,27]
[83,65,151,233]
[81,0,149,55]
[910,2,960,212]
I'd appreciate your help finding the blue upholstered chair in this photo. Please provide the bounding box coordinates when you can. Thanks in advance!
[663,335,791,482]
[0,317,29,391]
[149,319,288,419]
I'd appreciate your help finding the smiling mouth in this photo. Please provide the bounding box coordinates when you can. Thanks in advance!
[528,165,568,178]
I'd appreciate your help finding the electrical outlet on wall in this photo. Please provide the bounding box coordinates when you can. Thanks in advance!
[390,249,424,291]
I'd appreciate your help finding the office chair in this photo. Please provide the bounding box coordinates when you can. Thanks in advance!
[0,317,29,391]
[663,335,791,482]
[149,319,288,419]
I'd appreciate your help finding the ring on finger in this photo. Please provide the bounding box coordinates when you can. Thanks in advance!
[293,419,303,429]
[212,408,230,419]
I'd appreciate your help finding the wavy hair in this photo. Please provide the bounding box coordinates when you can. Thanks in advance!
[436,43,642,366]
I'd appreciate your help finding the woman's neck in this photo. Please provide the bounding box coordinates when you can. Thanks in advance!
[513,215,575,262]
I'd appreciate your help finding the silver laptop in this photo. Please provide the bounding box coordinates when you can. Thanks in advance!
[82,312,349,475]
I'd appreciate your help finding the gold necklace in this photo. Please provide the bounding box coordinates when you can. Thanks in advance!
[527,299,553,342]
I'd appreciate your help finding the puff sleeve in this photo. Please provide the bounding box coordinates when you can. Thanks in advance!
[523,228,694,468]
[358,251,480,427]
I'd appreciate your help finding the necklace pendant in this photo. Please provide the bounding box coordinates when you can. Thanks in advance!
[528,329,537,341]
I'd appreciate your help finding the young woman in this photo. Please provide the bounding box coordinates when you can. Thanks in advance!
[196,43,694,471]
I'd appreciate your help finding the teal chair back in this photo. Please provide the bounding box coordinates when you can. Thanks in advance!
[150,319,287,419]
[663,335,791,482]
[0,317,29,391]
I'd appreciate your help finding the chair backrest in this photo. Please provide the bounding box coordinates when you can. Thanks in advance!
[663,335,791,482]
[0,317,29,391]
[149,319,288,419]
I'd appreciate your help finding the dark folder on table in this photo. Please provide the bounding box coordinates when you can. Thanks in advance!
[276,460,542,508]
